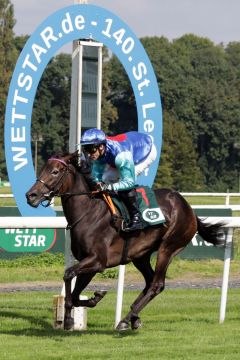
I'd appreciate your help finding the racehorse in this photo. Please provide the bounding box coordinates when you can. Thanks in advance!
[26,152,223,331]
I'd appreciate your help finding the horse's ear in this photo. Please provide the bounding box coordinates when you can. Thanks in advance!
[79,152,92,174]
[71,151,79,162]
[65,151,79,165]
[79,151,86,164]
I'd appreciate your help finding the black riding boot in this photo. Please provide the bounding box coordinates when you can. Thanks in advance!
[120,189,144,232]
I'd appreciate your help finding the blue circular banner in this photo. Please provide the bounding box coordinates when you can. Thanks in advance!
[5,4,162,216]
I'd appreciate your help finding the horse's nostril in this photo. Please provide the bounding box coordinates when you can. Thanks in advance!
[26,192,37,200]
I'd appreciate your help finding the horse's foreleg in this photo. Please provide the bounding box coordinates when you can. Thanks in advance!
[73,290,107,308]
[63,254,106,330]
[64,278,74,330]
[72,273,107,308]
[63,254,105,280]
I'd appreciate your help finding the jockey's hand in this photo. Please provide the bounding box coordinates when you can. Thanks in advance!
[96,182,113,192]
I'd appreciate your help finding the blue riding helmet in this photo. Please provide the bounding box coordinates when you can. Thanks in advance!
[80,128,106,146]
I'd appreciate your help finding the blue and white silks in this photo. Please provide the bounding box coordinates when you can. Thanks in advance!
[92,132,154,191]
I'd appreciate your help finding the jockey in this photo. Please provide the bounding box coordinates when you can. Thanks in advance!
[80,128,157,232]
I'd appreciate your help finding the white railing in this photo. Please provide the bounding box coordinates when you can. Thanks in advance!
[192,205,240,211]
[1,193,240,208]
[181,192,240,206]
[0,216,239,325]
[0,216,67,227]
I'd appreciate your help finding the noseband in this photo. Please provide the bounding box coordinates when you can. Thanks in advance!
[36,158,74,207]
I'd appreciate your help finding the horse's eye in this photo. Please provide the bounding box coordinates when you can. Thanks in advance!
[52,169,59,176]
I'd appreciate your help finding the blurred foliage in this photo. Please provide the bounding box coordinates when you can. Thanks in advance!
[0,252,64,268]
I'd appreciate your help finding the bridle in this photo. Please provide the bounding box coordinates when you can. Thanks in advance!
[36,158,76,207]
[36,157,99,208]
[35,156,118,230]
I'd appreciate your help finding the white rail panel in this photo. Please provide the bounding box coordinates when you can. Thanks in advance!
[0,217,67,228]
[181,192,240,196]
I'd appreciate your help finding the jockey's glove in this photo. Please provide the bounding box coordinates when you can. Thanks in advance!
[96,182,114,192]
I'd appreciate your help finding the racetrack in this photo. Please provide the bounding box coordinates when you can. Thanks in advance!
[1,277,240,293]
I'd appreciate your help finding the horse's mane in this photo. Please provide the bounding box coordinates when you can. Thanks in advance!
[78,157,97,191]
[51,151,97,191]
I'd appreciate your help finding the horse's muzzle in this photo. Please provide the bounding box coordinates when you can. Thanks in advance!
[25,191,41,208]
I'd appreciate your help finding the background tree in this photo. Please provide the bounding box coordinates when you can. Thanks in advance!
[101,47,118,133]
[32,53,72,172]
[155,113,204,190]
[171,35,240,190]
[107,54,137,132]
[14,34,29,53]
[0,0,17,180]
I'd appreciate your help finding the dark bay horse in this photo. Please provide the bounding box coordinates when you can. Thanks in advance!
[26,152,223,331]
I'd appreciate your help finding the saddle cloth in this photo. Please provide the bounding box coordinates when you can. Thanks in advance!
[112,186,165,228]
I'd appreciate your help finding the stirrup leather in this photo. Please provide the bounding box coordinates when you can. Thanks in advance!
[102,193,117,217]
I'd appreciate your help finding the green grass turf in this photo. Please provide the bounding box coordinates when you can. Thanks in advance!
[1,254,240,283]
[0,289,240,360]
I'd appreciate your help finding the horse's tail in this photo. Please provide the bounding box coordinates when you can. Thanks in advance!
[196,216,225,247]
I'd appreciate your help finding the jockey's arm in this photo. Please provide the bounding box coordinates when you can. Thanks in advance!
[92,161,106,182]
[111,151,136,191]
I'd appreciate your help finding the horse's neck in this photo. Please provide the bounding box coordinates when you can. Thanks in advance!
[61,171,92,220]
[72,171,91,193]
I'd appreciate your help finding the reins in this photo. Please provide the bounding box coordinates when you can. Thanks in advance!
[37,157,121,229]
[36,157,97,206]
[60,190,99,197]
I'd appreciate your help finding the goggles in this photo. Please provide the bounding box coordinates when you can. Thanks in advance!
[82,144,99,154]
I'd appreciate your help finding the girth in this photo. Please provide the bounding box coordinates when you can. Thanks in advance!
[120,237,131,265]
[101,192,131,264]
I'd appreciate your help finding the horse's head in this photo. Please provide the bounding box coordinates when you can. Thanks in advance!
[26,151,90,208]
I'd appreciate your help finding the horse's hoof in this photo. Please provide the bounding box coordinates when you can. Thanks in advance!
[131,317,142,330]
[116,321,129,331]
[94,290,107,299]
[64,316,74,331]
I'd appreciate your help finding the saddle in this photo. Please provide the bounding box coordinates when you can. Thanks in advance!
[103,186,165,229]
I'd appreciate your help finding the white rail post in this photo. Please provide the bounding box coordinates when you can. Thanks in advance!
[219,227,233,323]
[97,45,103,129]
[225,193,230,206]
[115,265,125,328]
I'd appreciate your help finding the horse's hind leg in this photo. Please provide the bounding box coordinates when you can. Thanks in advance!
[116,254,154,331]
[72,273,107,308]
[118,245,183,331]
